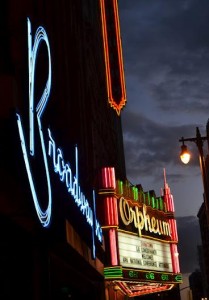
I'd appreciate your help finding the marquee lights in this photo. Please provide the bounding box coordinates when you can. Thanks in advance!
[100,169,181,297]
[116,180,165,210]
[109,229,118,265]
[104,266,123,278]
[170,244,180,273]
[115,280,174,297]
[16,18,103,253]
[104,267,182,283]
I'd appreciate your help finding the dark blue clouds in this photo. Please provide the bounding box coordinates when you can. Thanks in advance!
[119,0,209,218]
[119,0,209,117]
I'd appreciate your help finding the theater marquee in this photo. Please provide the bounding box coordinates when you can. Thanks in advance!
[118,231,172,272]
[99,167,182,298]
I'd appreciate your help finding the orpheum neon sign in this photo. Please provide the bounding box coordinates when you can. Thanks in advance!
[119,197,171,238]
[16,19,102,252]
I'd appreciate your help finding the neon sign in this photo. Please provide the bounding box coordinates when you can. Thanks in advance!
[16,19,52,227]
[48,130,93,227]
[104,267,182,283]
[124,270,182,283]
[119,197,171,238]
[100,0,126,115]
[16,18,102,253]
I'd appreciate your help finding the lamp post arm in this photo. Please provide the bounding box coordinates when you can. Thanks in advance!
[179,136,208,144]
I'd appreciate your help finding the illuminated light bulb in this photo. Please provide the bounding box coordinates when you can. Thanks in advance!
[180,144,191,164]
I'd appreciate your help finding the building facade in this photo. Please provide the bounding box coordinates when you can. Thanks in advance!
[0,1,181,299]
[197,203,209,298]
[0,1,126,299]
[197,119,209,299]
[189,269,206,300]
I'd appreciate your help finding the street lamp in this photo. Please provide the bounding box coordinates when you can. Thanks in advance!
[179,127,209,217]
[180,142,191,164]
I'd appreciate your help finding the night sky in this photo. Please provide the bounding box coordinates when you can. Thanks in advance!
[118,0,209,275]
[118,0,209,218]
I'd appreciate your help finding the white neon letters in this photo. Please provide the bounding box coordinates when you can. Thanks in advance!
[47,129,103,246]
[16,18,52,227]
[48,130,94,228]
[16,18,102,247]
[28,18,52,156]
[17,114,52,227]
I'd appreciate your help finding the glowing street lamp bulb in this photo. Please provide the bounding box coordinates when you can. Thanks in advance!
[180,144,191,164]
[180,153,190,164]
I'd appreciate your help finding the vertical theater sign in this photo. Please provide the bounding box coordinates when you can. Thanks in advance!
[100,0,126,115]
[16,18,103,259]
[99,167,182,297]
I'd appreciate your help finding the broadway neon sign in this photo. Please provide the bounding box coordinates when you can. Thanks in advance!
[16,19,102,255]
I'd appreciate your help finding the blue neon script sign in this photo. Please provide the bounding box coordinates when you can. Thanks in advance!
[17,19,52,227]
[16,19,102,251]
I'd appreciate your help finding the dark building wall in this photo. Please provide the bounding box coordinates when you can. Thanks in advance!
[197,121,209,298]
[198,245,208,296]
[189,270,206,300]
[0,0,126,299]
[198,202,209,297]
[0,0,126,227]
